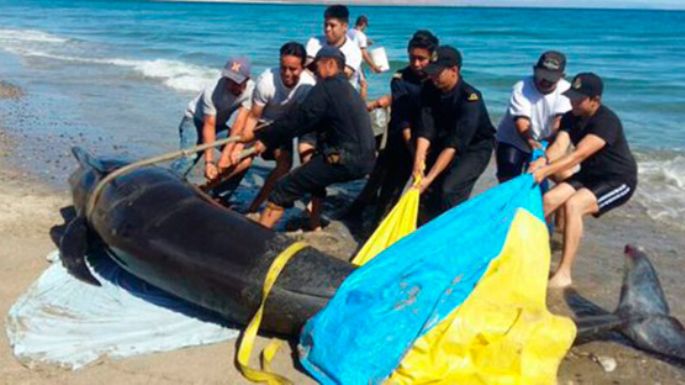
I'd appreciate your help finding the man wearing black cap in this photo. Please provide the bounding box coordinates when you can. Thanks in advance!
[495,51,571,182]
[239,46,376,230]
[529,72,638,288]
[343,30,439,224]
[412,45,495,222]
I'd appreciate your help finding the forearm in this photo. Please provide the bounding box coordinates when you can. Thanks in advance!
[539,152,583,180]
[361,50,376,68]
[425,147,456,182]
[515,118,531,139]
[202,120,216,162]
[545,139,567,163]
[514,118,539,149]
[414,137,430,171]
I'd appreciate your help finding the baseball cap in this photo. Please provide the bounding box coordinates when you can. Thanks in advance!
[534,51,566,83]
[424,45,462,76]
[221,57,251,84]
[314,46,346,64]
[563,72,604,100]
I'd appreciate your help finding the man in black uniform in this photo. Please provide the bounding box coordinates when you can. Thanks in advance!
[240,46,376,230]
[344,30,439,223]
[412,45,495,222]
[529,73,637,288]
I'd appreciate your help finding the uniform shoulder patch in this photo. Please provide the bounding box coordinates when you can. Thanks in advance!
[392,71,403,80]
[467,92,479,102]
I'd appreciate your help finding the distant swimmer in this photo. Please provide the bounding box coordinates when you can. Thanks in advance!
[412,45,495,223]
[496,51,572,182]
[529,73,638,288]
[170,57,253,183]
[344,30,439,224]
[217,42,315,213]
[347,15,381,100]
[239,47,376,230]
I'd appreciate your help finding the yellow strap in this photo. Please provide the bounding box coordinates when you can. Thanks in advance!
[236,241,308,385]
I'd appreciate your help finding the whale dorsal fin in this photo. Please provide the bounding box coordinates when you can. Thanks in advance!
[71,146,107,174]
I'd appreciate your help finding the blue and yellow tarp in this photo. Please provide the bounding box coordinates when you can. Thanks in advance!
[298,174,576,385]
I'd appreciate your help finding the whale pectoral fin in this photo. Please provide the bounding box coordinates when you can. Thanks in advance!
[59,216,101,286]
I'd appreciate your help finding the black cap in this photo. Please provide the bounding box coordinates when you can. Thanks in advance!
[424,45,462,76]
[534,51,566,83]
[314,46,346,64]
[563,72,604,100]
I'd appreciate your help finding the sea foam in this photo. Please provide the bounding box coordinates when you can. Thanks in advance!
[635,154,685,229]
[0,28,216,93]
[0,28,68,44]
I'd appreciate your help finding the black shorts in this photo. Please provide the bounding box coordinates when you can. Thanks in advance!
[566,174,636,217]
[495,141,530,182]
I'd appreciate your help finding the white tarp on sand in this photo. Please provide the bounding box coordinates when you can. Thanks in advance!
[6,250,239,369]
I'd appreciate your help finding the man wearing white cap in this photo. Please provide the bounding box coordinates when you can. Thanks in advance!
[170,57,254,182]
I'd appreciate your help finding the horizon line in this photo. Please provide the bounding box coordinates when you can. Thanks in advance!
[161,0,685,11]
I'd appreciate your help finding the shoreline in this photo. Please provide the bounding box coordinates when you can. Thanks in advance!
[2,72,685,383]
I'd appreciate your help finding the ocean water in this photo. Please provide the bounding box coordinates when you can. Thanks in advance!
[0,0,684,228]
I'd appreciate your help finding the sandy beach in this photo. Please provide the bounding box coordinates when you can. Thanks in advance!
[2,75,685,385]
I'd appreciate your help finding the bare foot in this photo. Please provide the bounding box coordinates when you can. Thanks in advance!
[548,272,572,289]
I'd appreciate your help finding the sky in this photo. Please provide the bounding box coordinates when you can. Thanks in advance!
[447,0,685,9]
[187,0,685,10]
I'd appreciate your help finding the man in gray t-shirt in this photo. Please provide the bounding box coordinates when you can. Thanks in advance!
[170,57,254,181]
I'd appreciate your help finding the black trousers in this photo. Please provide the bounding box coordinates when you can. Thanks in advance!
[269,154,371,208]
[495,141,530,183]
[374,135,413,221]
[420,145,493,223]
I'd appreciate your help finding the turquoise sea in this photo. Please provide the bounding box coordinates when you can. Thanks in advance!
[0,0,684,227]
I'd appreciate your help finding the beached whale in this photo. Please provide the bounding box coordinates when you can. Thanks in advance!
[60,147,685,364]
[60,147,355,335]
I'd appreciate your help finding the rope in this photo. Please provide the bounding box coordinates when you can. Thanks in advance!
[200,146,258,191]
[84,121,271,219]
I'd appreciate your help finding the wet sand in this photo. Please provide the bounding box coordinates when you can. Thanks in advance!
[1,80,684,384]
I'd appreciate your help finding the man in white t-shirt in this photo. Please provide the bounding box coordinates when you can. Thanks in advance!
[170,57,254,182]
[495,51,572,182]
[305,5,362,90]
[347,15,380,100]
[216,42,316,212]
[303,4,362,160]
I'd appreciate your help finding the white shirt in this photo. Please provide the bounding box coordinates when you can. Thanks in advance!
[496,76,572,152]
[252,68,316,122]
[186,77,254,129]
[306,35,362,89]
[347,28,368,49]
